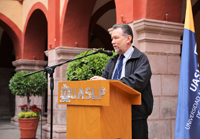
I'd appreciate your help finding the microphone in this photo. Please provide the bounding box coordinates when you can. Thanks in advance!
[93,48,113,56]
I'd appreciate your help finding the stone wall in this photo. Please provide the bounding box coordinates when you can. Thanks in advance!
[132,19,183,139]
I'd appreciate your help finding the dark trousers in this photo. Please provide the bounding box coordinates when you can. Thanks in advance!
[132,119,148,139]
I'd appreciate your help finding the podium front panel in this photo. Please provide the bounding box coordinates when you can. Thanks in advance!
[58,80,110,106]
[57,80,141,139]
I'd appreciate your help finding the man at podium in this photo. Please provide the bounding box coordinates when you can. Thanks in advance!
[90,23,153,139]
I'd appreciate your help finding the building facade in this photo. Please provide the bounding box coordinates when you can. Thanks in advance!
[0,0,200,138]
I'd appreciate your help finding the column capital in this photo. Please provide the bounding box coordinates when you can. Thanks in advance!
[132,19,184,55]
[45,46,89,63]
[12,59,47,72]
[133,18,184,36]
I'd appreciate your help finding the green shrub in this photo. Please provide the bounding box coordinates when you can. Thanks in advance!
[9,71,47,112]
[66,49,116,81]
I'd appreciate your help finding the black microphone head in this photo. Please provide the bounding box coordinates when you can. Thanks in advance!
[106,51,113,56]
[93,49,113,56]
[99,49,113,56]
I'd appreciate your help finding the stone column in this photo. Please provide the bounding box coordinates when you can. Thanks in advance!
[11,59,47,125]
[42,46,88,139]
[131,19,183,139]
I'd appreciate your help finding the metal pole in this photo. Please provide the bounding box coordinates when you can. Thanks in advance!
[50,73,54,139]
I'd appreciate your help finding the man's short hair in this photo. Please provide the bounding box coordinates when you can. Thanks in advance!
[112,24,133,43]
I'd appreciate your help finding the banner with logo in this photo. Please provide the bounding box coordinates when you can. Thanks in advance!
[175,0,200,138]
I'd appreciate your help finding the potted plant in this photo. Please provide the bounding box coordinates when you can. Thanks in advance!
[9,71,47,139]
[66,49,116,81]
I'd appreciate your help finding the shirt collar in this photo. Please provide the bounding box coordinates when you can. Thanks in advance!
[123,46,134,59]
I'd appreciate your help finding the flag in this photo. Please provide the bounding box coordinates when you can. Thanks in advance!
[175,0,200,138]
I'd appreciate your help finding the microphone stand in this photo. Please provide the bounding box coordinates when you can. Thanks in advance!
[23,50,99,139]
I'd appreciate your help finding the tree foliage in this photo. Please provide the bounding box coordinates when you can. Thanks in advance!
[9,71,47,97]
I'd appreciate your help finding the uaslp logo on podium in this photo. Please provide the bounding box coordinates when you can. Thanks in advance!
[60,84,106,103]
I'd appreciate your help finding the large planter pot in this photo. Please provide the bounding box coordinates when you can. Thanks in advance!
[18,118,39,139]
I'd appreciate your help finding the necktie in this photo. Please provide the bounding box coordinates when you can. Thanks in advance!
[113,54,125,80]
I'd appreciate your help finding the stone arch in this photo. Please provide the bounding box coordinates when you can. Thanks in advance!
[61,0,96,48]
[23,3,47,60]
[0,13,22,59]
[89,1,115,50]
[23,2,48,33]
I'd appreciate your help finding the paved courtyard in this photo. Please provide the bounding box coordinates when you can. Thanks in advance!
[0,119,42,139]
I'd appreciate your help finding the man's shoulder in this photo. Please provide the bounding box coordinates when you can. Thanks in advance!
[131,46,149,61]
[131,46,143,58]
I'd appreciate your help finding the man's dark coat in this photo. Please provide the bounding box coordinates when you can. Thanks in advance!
[102,46,153,120]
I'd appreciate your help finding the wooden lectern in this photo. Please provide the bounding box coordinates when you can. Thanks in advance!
[58,80,141,139]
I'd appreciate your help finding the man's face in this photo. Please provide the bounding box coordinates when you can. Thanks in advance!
[111,28,131,55]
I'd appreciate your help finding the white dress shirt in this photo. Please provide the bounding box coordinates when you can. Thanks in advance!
[112,46,134,79]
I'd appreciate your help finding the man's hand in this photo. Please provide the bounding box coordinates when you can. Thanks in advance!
[90,76,106,80]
